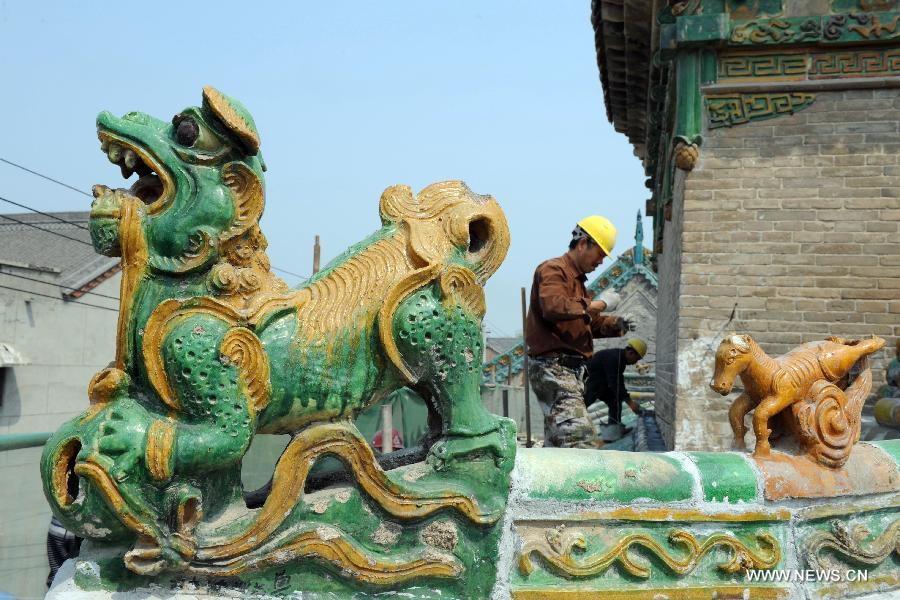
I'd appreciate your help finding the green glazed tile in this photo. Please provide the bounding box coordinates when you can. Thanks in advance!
[688,451,759,503]
[517,449,696,503]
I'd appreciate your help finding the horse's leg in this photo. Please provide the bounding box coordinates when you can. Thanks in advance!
[728,392,754,449]
[752,393,793,457]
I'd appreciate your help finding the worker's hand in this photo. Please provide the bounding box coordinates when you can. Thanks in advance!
[615,316,634,335]
[597,289,621,312]
[588,299,607,313]
[628,399,643,416]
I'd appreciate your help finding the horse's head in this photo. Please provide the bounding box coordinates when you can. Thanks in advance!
[710,334,754,395]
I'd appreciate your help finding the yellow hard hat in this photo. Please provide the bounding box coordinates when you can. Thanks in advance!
[626,338,647,358]
[576,215,617,256]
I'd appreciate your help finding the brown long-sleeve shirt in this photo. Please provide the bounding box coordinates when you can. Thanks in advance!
[525,253,622,359]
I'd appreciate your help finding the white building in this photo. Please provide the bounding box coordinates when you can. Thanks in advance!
[0,211,120,599]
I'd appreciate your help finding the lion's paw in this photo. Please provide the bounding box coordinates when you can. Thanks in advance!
[427,419,516,471]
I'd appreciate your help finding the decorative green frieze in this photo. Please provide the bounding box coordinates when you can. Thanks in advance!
[805,517,900,571]
[706,92,816,128]
[832,0,899,12]
[718,47,900,81]
[518,525,781,579]
[672,11,900,47]
[728,12,900,46]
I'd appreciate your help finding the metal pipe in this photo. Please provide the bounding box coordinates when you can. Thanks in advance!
[0,431,51,451]
[521,287,532,448]
[502,388,509,418]
[381,403,393,454]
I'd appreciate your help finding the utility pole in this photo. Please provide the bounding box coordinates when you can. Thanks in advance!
[312,235,321,274]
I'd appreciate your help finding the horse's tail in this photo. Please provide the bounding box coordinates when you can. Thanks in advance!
[791,369,871,468]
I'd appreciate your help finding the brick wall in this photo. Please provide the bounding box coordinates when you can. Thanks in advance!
[665,88,900,451]
[654,170,687,450]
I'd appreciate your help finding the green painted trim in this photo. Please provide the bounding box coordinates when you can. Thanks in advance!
[688,451,759,503]
[677,13,729,44]
[0,431,51,451]
[700,49,718,85]
[675,51,704,147]
[516,449,697,503]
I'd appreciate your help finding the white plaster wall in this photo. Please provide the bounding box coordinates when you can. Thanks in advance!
[0,273,120,600]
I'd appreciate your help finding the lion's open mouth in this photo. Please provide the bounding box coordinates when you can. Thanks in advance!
[97,132,169,208]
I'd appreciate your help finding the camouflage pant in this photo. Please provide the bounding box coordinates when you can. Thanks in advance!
[528,356,598,449]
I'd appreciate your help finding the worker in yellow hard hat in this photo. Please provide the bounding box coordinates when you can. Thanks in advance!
[524,215,633,449]
[584,338,648,442]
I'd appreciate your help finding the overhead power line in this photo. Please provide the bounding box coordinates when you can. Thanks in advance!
[0,194,90,230]
[1,159,310,281]
[272,266,307,279]
[0,268,120,301]
[0,157,93,198]
[0,210,93,247]
[0,284,118,313]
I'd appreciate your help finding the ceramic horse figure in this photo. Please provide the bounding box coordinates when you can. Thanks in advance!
[710,334,885,464]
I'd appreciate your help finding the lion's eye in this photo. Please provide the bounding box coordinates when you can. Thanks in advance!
[726,357,735,365]
[175,116,200,147]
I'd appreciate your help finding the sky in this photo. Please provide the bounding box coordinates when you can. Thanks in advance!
[0,1,647,337]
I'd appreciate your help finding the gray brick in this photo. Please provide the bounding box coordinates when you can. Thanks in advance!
[846,198,896,209]
[817,209,878,221]
[803,155,835,167]
[757,210,816,221]
[814,254,878,267]
[834,154,868,167]
[837,99,892,110]
[800,243,861,254]
[758,188,818,199]
[782,198,843,209]
[867,109,900,121]
[798,299,829,311]
[835,122,897,134]
[846,176,900,187]
[783,177,842,189]
[820,166,882,177]
[867,154,897,165]
[772,254,817,266]
[865,133,900,144]
[834,221,872,231]
[868,221,899,232]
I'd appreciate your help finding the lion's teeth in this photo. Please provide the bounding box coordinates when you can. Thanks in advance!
[123,150,137,169]
[107,144,122,164]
